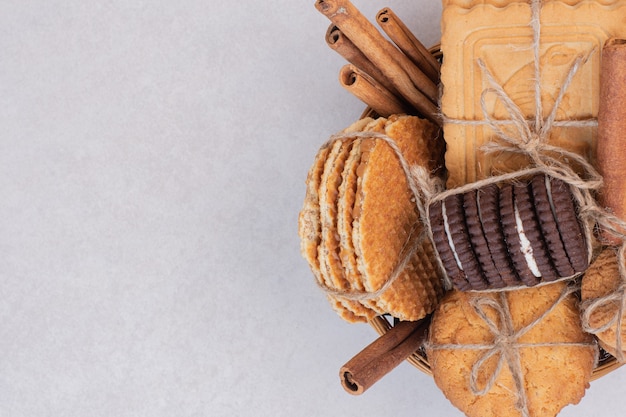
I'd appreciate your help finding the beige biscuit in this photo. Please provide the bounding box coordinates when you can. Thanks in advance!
[318,139,354,291]
[298,141,365,322]
[440,0,626,187]
[353,115,445,321]
[336,137,386,318]
[427,282,596,417]
[299,145,331,285]
[338,138,365,289]
[318,138,377,321]
[321,137,380,321]
[300,114,445,323]
[328,295,367,323]
[581,248,626,358]
[353,115,434,291]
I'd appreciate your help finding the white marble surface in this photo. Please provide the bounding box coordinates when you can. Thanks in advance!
[1,0,624,416]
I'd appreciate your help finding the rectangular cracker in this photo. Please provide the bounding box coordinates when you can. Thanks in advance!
[440,0,626,188]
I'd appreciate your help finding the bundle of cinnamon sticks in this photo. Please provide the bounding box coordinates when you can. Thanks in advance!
[316,0,441,124]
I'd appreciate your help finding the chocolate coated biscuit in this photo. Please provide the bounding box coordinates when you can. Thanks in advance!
[463,188,506,289]
[446,193,489,290]
[513,181,559,282]
[500,183,541,287]
[548,177,589,273]
[530,174,576,277]
[476,183,521,288]
[429,199,472,291]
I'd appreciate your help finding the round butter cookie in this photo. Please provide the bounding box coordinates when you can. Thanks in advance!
[581,248,626,359]
[427,282,596,417]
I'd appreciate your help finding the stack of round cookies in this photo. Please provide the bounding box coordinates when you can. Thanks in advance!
[299,114,446,322]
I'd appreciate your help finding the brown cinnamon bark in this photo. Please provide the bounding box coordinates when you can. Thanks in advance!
[326,25,400,97]
[597,38,626,243]
[339,64,413,118]
[315,0,439,119]
[376,8,440,84]
[340,317,430,395]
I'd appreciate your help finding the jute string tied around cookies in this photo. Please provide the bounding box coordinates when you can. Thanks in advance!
[430,0,620,272]
[581,245,626,363]
[425,284,598,417]
[314,130,445,301]
[432,0,626,364]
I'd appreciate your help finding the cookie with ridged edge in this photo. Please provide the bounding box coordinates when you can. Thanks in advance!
[581,248,626,358]
[429,199,472,291]
[476,183,521,288]
[530,174,576,277]
[463,186,507,289]
[353,114,445,320]
[500,183,541,287]
[344,118,390,315]
[427,282,596,417]
[513,180,559,283]
[548,177,589,273]
[319,137,380,321]
[299,142,366,322]
[318,139,353,291]
[336,121,386,317]
[337,138,365,291]
[298,144,332,286]
[317,140,368,320]
[445,193,490,290]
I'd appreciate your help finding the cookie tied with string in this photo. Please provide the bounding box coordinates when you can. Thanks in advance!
[299,114,447,322]
[581,248,626,361]
[428,174,588,291]
[426,282,597,417]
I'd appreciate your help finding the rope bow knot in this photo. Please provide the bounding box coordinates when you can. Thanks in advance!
[427,285,597,417]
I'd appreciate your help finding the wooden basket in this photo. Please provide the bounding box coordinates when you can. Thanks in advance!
[363,44,623,382]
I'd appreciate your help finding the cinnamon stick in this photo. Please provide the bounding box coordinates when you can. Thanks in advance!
[315,0,439,119]
[376,8,440,84]
[597,38,626,243]
[339,64,413,118]
[326,25,400,97]
[340,317,430,395]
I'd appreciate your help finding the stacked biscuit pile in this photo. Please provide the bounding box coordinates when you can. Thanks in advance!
[582,248,626,359]
[429,175,589,291]
[299,114,446,322]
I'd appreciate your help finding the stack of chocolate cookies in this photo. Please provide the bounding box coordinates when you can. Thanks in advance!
[429,174,588,291]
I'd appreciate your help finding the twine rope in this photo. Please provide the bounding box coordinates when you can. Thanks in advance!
[313,130,445,301]
[581,245,626,362]
[425,284,598,417]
